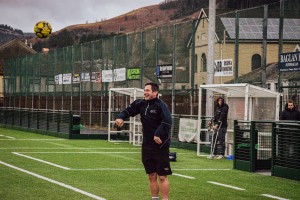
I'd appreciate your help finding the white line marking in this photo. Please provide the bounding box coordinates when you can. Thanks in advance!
[261,194,289,200]
[0,147,139,149]
[16,152,140,154]
[173,173,195,179]
[71,168,144,171]
[0,134,15,139]
[207,181,246,191]
[0,139,65,140]
[12,152,70,170]
[5,136,15,139]
[172,169,231,171]
[69,168,230,171]
[11,152,231,171]
[0,161,106,200]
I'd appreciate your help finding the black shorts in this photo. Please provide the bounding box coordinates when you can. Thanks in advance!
[142,146,172,176]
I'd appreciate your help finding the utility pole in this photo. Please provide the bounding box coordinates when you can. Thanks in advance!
[206,0,216,117]
[262,4,268,88]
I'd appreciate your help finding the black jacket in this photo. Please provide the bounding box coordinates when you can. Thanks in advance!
[280,103,300,121]
[213,97,229,128]
[117,97,172,148]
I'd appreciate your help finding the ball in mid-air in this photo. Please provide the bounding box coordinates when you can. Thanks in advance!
[34,21,52,38]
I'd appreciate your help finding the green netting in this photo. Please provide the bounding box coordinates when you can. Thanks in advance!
[2,0,299,116]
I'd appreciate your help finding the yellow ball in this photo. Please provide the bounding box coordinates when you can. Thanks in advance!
[34,21,52,38]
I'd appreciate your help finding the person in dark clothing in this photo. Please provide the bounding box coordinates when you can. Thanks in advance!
[115,82,172,200]
[208,97,229,159]
[279,100,299,165]
[280,100,300,120]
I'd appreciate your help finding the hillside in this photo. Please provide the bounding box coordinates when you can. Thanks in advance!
[27,4,184,48]
[0,27,23,46]
[62,5,177,34]
[2,0,285,50]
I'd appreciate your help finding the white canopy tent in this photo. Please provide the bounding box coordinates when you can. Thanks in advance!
[196,83,282,156]
[108,88,144,145]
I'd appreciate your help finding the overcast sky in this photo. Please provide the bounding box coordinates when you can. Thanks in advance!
[0,0,163,33]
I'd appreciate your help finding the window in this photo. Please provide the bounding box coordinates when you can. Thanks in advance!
[275,83,278,91]
[201,33,207,41]
[201,53,207,72]
[251,54,261,70]
[195,54,198,73]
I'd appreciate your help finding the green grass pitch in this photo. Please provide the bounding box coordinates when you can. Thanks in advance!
[0,128,299,200]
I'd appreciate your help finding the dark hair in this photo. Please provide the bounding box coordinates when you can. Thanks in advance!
[287,99,294,104]
[145,82,159,92]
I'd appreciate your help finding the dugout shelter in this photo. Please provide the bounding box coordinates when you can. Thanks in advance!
[196,83,282,156]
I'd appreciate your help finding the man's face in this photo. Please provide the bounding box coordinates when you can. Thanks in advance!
[218,99,223,106]
[144,85,157,100]
[287,103,294,110]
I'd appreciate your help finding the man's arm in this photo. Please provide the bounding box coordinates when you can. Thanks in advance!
[218,106,228,125]
[154,101,172,139]
[115,100,141,127]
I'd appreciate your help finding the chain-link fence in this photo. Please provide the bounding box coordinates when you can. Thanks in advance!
[3,0,300,130]
[234,120,299,181]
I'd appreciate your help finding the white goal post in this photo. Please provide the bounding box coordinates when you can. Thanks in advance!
[196,83,282,156]
[108,88,144,145]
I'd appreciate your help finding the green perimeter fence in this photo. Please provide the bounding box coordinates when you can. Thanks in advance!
[234,120,300,181]
[2,0,300,118]
[0,108,200,144]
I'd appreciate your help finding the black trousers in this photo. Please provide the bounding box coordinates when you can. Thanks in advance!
[212,127,227,156]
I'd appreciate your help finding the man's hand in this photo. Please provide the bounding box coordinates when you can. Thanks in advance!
[154,136,162,144]
[115,119,124,127]
[213,125,219,130]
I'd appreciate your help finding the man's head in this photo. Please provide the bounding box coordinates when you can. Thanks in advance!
[217,97,224,107]
[287,100,295,111]
[144,82,159,100]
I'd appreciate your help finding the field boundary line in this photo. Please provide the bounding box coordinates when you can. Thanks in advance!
[16,151,140,154]
[0,134,15,139]
[0,139,65,140]
[0,161,106,200]
[0,147,140,149]
[207,181,246,190]
[261,194,290,200]
[12,152,70,170]
[173,173,195,179]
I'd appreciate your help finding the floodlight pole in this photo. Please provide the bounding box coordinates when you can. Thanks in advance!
[206,0,216,116]
[278,0,284,93]
[262,4,268,88]
[172,24,177,115]
[234,11,239,83]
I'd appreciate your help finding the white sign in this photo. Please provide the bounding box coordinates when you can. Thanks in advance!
[178,118,198,142]
[56,74,63,84]
[214,59,233,76]
[102,70,113,82]
[113,68,126,82]
[92,71,102,83]
[63,73,72,84]
[81,73,91,82]
[73,73,80,83]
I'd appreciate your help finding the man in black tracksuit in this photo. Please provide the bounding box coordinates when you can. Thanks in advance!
[280,100,300,120]
[279,100,300,165]
[208,97,229,159]
[115,82,172,200]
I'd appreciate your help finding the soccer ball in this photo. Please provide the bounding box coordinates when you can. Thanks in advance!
[34,21,52,38]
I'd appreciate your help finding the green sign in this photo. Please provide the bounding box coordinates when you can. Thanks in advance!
[127,68,140,80]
